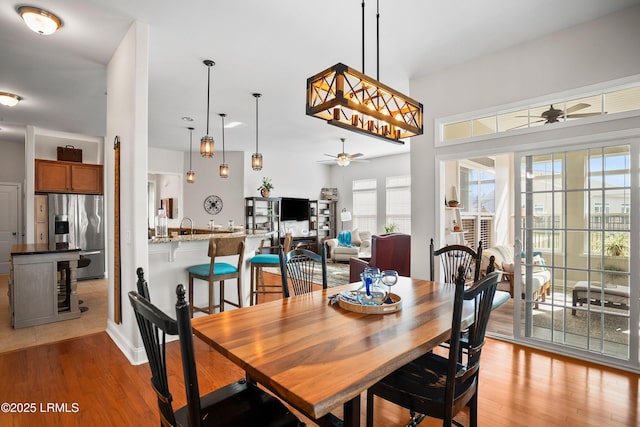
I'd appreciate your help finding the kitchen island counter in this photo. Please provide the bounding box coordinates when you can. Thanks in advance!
[9,244,81,328]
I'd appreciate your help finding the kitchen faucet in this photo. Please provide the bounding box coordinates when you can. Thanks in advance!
[179,217,193,235]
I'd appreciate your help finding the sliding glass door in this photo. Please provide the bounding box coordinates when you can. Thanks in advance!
[515,142,638,367]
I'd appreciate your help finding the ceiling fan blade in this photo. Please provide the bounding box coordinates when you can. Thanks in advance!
[348,153,364,159]
[565,112,605,119]
[324,153,338,158]
[565,103,590,114]
[507,119,545,131]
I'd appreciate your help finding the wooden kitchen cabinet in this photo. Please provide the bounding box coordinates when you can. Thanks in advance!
[35,159,103,194]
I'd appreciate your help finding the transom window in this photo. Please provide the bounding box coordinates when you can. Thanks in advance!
[439,80,640,144]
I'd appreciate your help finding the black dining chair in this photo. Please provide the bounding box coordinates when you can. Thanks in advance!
[279,246,328,297]
[366,266,501,427]
[128,284,303,427]
[135,266,150,299]
[430,238,483,284]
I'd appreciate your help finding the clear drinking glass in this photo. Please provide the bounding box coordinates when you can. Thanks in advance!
[357,267,385,305]
[381,270,399,303]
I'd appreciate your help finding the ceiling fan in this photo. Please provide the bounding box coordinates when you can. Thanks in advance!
[520,103,605,125]
[323,138,366,166]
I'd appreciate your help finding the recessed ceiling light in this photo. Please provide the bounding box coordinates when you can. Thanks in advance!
[0,92,23,107]
[16,6,63,35]
[225,121,242,129]
[181,116,194,122]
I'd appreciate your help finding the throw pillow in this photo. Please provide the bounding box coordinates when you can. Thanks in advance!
[351,227,361,246]
[502,262,514,273]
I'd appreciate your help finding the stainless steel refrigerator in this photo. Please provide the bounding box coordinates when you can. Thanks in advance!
[48,194,105,280]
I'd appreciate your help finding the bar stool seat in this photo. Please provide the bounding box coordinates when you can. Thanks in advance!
[249,233,291,305]
[187,236,245,317]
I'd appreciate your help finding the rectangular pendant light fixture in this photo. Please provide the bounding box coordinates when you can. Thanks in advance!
[306,62,423,144]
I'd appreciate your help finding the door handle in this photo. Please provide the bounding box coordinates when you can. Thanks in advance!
[80,251,100,256]
[12,232,17,236]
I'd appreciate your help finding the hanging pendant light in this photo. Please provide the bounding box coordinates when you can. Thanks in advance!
[251,93,263,171]
[200,60,215,157]
[305,0,423,144]
[186,127,195,183]
[219,113,229,178]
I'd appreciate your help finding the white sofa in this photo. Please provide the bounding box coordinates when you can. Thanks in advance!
[480,245,551,303]
[325,228,372,263]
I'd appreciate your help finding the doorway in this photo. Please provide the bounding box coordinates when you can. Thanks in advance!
[441,139,638,369]
[0,183,20,274]
[515,142,638,367]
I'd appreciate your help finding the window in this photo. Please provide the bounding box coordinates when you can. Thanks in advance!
[459,161,495,213]
[385,176,411,234]
[440,80,640,144]
[352,179,377,234]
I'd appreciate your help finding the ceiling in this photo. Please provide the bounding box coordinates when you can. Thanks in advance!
[1,0,638,164]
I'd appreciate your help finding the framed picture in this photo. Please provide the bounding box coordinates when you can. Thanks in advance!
[321,187,338,200]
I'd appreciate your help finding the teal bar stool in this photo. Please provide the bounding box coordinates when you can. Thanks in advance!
[187,236,245,317]
[249,233,291,305]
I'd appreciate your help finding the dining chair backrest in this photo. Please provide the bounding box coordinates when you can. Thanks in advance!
[207,236,245,273]
[445,266,501,422]
[430,238,483,284]
[280,247,327,297]
[128,289,180,426]
[136,267,150,300]
[257,232,292,255]
[129,284,206,427]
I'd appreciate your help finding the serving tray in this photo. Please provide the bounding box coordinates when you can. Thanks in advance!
[337,292,402,314]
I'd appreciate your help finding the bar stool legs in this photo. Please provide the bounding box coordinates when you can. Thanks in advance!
[250,262,282,305]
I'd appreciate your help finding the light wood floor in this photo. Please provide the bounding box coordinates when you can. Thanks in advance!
[0,274,108,353]
[0,272,637,426]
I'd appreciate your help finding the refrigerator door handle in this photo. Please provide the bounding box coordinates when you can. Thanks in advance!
[80,250,101,256]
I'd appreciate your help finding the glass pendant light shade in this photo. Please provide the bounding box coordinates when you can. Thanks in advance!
[252,93,263,171]
[200,135,213,157]
[219,113,229,178]
[251,153,263,170]
[200,60,215,157]
[186,127,195,184]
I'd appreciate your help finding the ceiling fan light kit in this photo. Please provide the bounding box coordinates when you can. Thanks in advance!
[0,92,22,107]
[17,6,63,35]
[200,60,215,158]
[306,1,423,144]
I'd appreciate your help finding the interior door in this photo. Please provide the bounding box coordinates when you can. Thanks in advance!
[515,142,638,368]
[0,184,20,274]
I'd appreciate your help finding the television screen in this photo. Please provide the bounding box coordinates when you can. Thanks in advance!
[281,197,309,221]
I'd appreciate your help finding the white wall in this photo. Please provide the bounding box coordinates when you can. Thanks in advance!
[0,140,25,183]
[105,21,150,364]
[410,5,640,280]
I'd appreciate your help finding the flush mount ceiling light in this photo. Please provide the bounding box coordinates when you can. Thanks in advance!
[200,60,215,157]
[186,127,195,184]
[306,1,422,145]
[17,6,63,35]
[219,113,229,178]
[0,92,23,107]
[251,93,263,171]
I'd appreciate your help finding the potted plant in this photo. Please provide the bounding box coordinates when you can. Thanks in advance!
[258,177,274,197]
[447,199,459,208]
[383,223,397,233]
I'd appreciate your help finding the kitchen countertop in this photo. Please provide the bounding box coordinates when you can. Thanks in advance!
[148,229,272,244]
[11,243,81,255]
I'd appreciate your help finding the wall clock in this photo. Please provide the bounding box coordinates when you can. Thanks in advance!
[203,194,223,215]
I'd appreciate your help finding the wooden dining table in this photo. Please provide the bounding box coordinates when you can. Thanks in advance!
[191,276,473,426]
